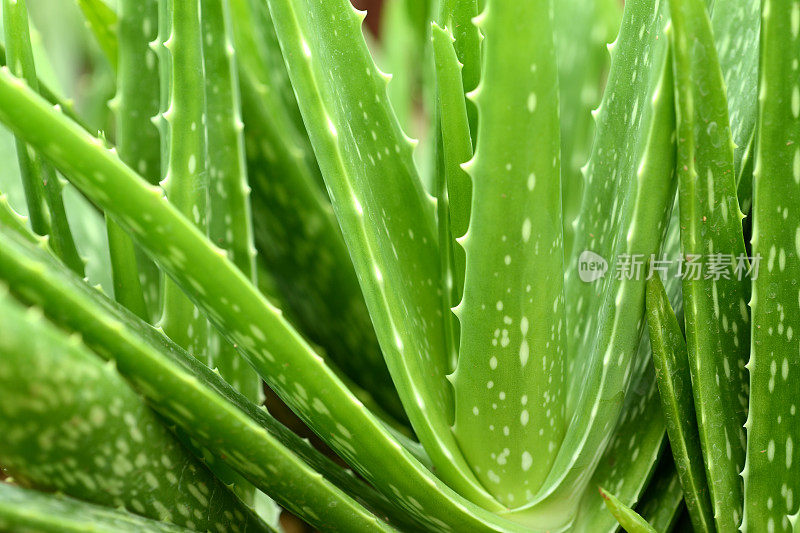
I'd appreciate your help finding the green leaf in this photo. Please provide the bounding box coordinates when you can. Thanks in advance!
[742,1,800,531]
[265,0,500,508]
[0,66,533,532]
[517,0,677,525]
[670,0,750,527]
[0,281,268,532]
[155,0,208,356]
[646,274,714,533]
[598,487,657,533]
[453,0,566,505]
[0,483,190,533]
[76,0,118,71]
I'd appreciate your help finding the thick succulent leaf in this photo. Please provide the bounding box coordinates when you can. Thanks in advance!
[598,487,657,533]
[0,283,267,532]
[554,0,622,257]
[635,455,686,532]
[155,0,209,356]
[0,225,405,533]
[516,2,677,526]
[233,0,402,421]
[742,1,800,531]
[76,0,118,70]
[453,0,566,505]
[670,0,750,528]
[646,275,714,533]
[107,0,161,320]
[0,483,190,533]
[2,0,83,275]
[264,0,500,508]
[0,69,540,532]
[431,23,472,369]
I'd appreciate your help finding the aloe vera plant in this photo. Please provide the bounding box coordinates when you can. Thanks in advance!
[0,0,794,530]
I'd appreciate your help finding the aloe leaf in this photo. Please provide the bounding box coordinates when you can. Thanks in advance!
[231,0,403,421]
[438,0,480,140]
[554,0,622,257]
[452,0,566,506]
[0,283,267,532]
[742,0,800,530]
[0,68,544,532]
[516,0,676,525]
[0,226,407,533]
[598,488,657,533]
[2,0,84,275]
[646,274,714,533]
[264,0,501,507]
[76,0,118,71]
[155,0,208,356]
[635,455,686,532]
[0,483,191,533]
[670,0,751,528]
[431,23,472,369]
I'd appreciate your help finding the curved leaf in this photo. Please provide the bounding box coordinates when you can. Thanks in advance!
[453,0,566,505]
